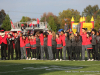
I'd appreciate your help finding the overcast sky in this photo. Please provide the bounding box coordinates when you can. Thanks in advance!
[0,0,100,23]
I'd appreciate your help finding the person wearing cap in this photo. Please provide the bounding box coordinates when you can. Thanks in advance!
[14,32,20,60]
[81,28,87,61]
[0,29,7,60]
[20,34,26,59]
[60,30,66,60]
[7,33,14,60]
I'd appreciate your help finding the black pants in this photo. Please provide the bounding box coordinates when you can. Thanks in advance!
[96,44,100,60]
[8,44,13,60]
[44,46,48,59]
[92,45,98,60]
[56,49,62,59]
[1,43,7,60]
[26,48,31,57]
[87,49,93,59]
[36,46,40,59]
[66,46,72,60]
[72,46,76,60]
[32,49,36,58]
[75,46,82,60]
[15,44,21,59]
[52,45,56,59]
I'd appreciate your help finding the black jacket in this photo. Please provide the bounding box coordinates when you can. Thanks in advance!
[65,37,71,47]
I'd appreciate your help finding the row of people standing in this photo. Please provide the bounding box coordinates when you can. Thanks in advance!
[0,28,100,60]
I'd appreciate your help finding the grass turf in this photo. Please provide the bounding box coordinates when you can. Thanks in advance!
[0,60,100,75]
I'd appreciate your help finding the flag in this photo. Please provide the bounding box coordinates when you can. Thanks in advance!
[11,21,15,29]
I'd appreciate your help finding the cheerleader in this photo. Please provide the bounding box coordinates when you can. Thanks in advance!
[56,33,62,61]
[25,35,31,60]
[65,32,72,60]
[30,34,36,60]
[86,32,93,61]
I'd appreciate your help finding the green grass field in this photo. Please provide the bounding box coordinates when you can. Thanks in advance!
[0,60,100,75]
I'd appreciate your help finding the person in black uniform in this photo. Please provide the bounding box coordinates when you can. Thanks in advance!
[70,32,77,60]
[7,33,14,60]
[52,31,56,60]
[96,31,100,60]
[43,32,48,59]
[91,29,97,60]
[75,32,82,60]
[65,32,72,60]
[14,32,20,60]
[35,33,40,59]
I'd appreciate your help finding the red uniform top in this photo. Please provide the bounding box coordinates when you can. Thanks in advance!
[56,37,62,44]
[81,32,87,45]
[39,33,44,46]
[25,37,30,45]
[30,38,36,45]
[20,37,26,47]
[0,35,8,44]
[86,37,92,45]
[60,34,66,46]
[47,35,52,46]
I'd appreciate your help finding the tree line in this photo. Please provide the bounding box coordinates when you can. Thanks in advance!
[1,5,100,31]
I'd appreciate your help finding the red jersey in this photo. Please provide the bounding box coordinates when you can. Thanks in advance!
[47,35,52,46]
[81,32,87,45]
[39,33,44,46]
[20,37,26,47]
[60,34,66,46]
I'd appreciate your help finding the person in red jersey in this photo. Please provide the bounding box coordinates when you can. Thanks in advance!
[81,28,87,61]
[37,31,44,60]
[56,33,62,61]
[60,30,66,60]
[30,34,36,60]
[0,29,7,60]
[25,35,31,60]
[20,34,26,59]
[47,30,53,60]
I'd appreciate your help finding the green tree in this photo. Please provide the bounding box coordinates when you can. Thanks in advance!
[48,16,57,32]
[58,9,80,29]
[82,5,99,19]
[0,9,6,25]
[74,15,80,23]
[94,15,100,31]
[86,15,91,23]
[1,14,11,31]
[20,16,31,22]
[41,12,60,31]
